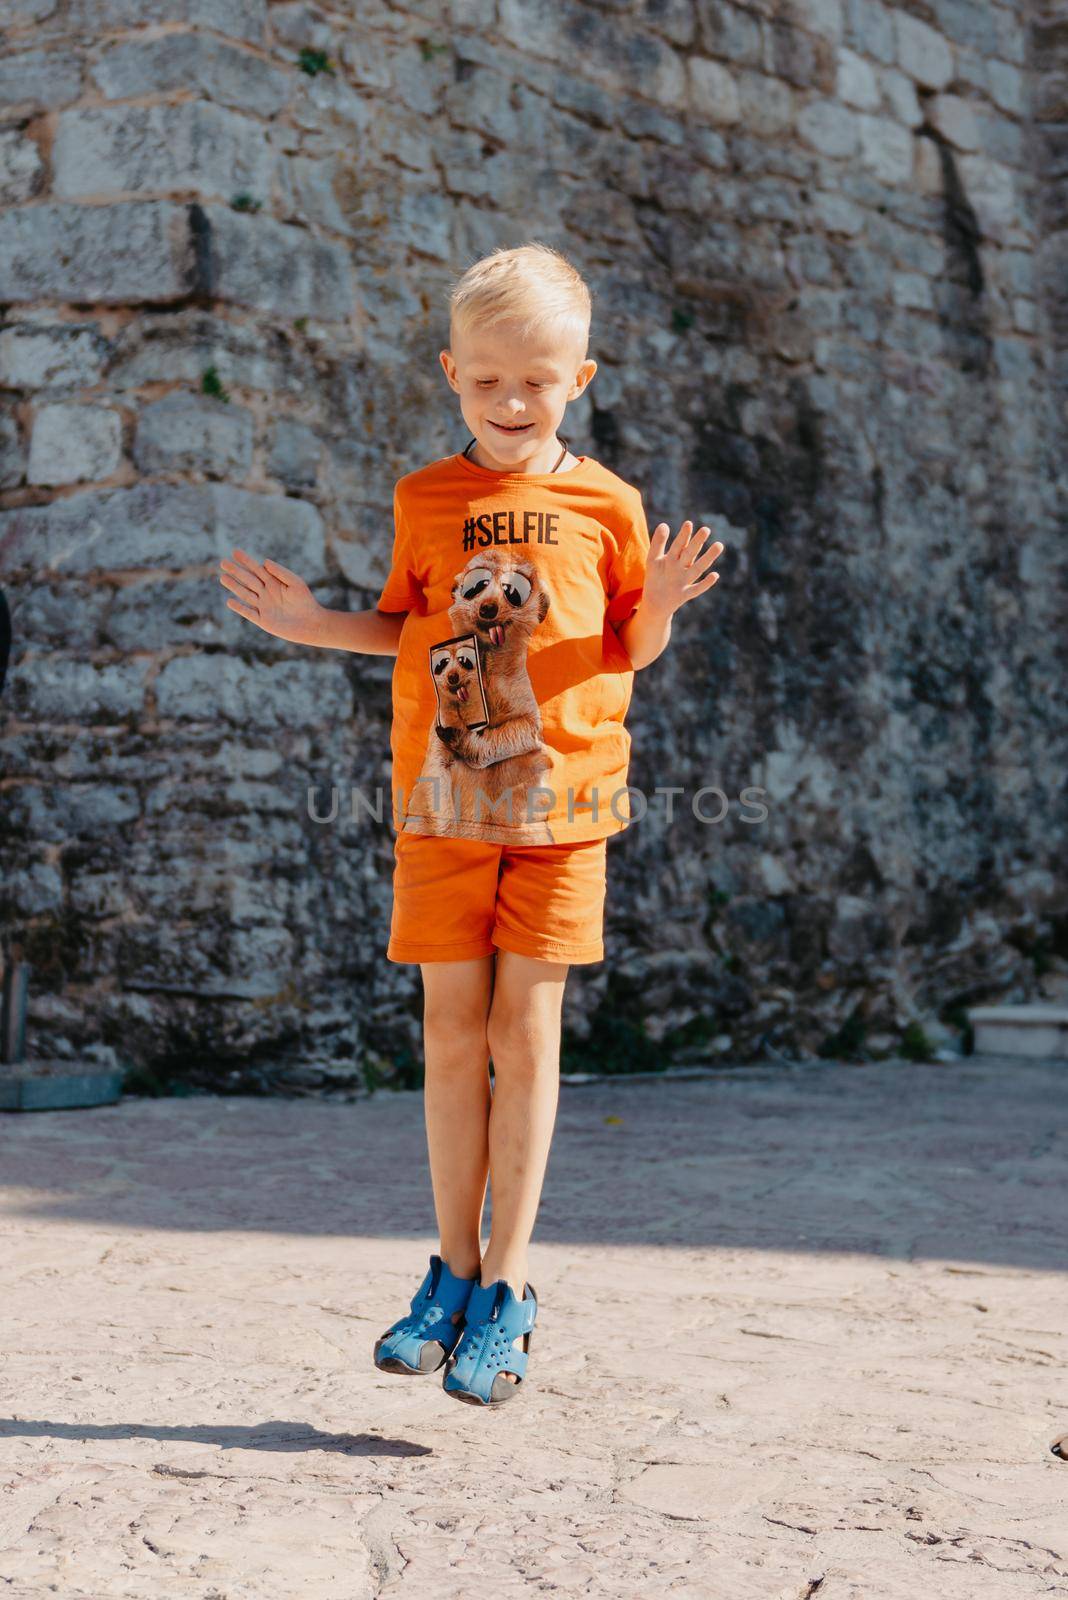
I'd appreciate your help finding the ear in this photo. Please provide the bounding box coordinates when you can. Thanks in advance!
[570,358,597,399]
[440,349,459,391]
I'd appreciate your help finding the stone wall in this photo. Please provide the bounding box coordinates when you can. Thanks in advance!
[1,0,1065,1087]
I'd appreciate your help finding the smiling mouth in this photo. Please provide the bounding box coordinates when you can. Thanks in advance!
[490,421,533,434]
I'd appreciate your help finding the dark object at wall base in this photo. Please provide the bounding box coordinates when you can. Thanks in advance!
[0,1061,125,1112]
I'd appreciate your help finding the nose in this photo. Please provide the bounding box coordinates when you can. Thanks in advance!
[479,600,498,617]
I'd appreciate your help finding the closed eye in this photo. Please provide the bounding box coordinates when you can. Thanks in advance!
[475,380,546,389]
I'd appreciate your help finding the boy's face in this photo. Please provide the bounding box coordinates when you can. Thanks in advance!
[439,321,596,467]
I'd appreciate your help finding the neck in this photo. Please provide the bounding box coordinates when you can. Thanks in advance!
[466,434,569,474]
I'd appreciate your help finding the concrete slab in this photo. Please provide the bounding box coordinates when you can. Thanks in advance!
[0,1060,125,1111]
[0,1056,1065,1597]
[968,1005,1068,1060]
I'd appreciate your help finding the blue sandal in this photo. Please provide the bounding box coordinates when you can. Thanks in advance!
[441,1277,538,1405]
[373,1254,478,1376]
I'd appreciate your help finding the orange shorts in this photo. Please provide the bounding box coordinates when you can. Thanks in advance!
[387,832,608,965]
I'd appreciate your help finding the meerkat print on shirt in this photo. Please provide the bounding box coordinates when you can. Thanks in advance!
[375,451,651,847]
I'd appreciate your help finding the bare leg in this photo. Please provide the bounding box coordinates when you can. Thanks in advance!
[480,949,569,1376]
[420,956,496,1303]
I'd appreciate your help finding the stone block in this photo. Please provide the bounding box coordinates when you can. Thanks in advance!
[892,271,935,311]
[28,404,123,486]
[0,127,45,205]
[3,582,108,652]
[0,202,192,304]
[845,0,895,63]
[4,0,59,22]
[695,1,763,67]
[878,65,922,128]
[856,113,914,185]
[91,33,291,117]
[688,56,741,124]
[68,0,266,41]
[134,392,253,479]
[836,45,880,109]
[895,12,953,89]
[929,93,981,152]
[767,20,833,92]
[338,32,393,92]
[2,862,64,917]
[6,781,141,842]
[0,48,82,113]
[0,413,25,489]
[268,419,321,489]
[279,153,357,238]
[53,103,273,205]
[957,153,1020,240]
[199,207,359,322]
[106,311,317,398]
[104,575,237,651]
[0,323,110,391]
[9,657,146,721]
[736,71,797,137]
[155,653,351,727]
[0,483,327,578]
[788,0,843,41]
[987,60,1026,117]
[797,97,859,156]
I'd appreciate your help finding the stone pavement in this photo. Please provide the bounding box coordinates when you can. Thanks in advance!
[0,1055,1065,1599]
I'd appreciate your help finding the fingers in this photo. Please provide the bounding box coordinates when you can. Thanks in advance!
[684,570,721,597]
[691,538,725,575]
[229,548,266,581]
[263,557,296,584]
[225,598,260,622]
[219,567,261,605]
[670,523,721,571]
[221,551,265,594]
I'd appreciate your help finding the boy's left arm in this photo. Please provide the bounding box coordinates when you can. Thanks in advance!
[616,520,724,671]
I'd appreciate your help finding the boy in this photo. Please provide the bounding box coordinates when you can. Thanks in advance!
[219,242,722,1406]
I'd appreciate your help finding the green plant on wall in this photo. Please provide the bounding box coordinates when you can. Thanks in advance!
[230,193,262,213]
[298,47,335,75]
[201,366,230,402]
[560,1009,662,1077]
[899,1022,934,1062]
[818,1006,867,1060]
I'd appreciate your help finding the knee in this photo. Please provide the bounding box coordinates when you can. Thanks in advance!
[486,1005,549,1074]
[424,1000,490,1066]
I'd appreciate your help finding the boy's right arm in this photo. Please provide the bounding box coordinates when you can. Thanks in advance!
[219,548,406,656]
[316,605,407,657]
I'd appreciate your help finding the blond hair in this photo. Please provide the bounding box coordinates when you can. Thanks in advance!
[446,242,592,357]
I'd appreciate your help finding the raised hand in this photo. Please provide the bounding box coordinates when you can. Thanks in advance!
[218,548,325,647]
[643,521,724,617]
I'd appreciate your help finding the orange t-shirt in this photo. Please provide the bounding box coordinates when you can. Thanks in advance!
[375,449,651,845]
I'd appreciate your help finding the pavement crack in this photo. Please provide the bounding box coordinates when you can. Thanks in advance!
[763,1515,818,1535]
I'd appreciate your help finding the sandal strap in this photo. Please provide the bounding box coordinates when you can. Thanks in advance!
[443,1279,537,1402]
[379,1254,477,1364]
